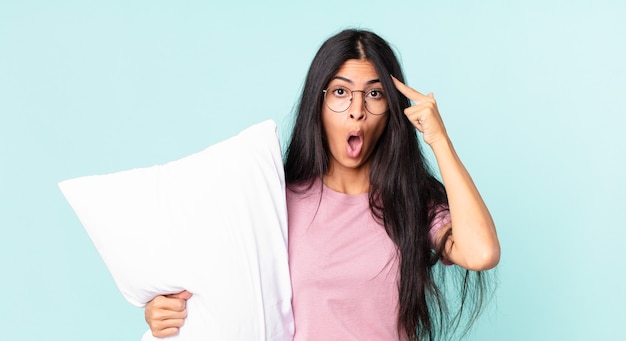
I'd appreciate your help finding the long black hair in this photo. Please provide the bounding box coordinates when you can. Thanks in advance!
[284,29,490,340]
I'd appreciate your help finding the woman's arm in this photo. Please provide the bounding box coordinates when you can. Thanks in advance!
[392,76,500,271]
[430,137,500,270]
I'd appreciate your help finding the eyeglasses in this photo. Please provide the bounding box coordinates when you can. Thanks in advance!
[323,86,388,115]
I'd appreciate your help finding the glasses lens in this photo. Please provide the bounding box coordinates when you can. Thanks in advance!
[364,89,387,115]
[324,86,352,112]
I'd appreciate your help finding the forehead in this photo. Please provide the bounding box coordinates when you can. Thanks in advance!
[331,59,380,84]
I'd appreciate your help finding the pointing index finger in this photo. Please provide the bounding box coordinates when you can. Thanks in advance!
[391,75,426,102]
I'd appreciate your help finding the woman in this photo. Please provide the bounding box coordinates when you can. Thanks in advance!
[146,29,500,340]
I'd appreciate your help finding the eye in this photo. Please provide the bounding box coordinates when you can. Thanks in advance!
[331,86,350,98]
[367,89,385,100]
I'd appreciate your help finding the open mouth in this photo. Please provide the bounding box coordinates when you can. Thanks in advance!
[346,132,363,158]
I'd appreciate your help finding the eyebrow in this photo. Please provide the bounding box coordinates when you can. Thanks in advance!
[331,76,381,85]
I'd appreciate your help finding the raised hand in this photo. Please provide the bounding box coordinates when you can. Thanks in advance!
[392,76,448,147]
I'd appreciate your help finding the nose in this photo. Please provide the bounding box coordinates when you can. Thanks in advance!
[349,91,366,121]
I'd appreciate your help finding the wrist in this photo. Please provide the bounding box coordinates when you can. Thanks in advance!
[429,134,453,154]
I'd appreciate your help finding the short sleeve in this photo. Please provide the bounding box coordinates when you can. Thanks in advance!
[428,205,453,265]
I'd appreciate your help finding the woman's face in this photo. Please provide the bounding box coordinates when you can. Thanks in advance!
[322,59,389,174]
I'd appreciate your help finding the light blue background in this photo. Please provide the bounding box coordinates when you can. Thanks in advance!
[2,1,625,340]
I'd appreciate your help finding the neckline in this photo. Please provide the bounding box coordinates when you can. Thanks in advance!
[320,180,369,206]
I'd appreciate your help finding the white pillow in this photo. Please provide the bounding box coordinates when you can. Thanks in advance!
[59,120,294,340]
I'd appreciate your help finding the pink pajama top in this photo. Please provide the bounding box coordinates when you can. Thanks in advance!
[286,181,451,341]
